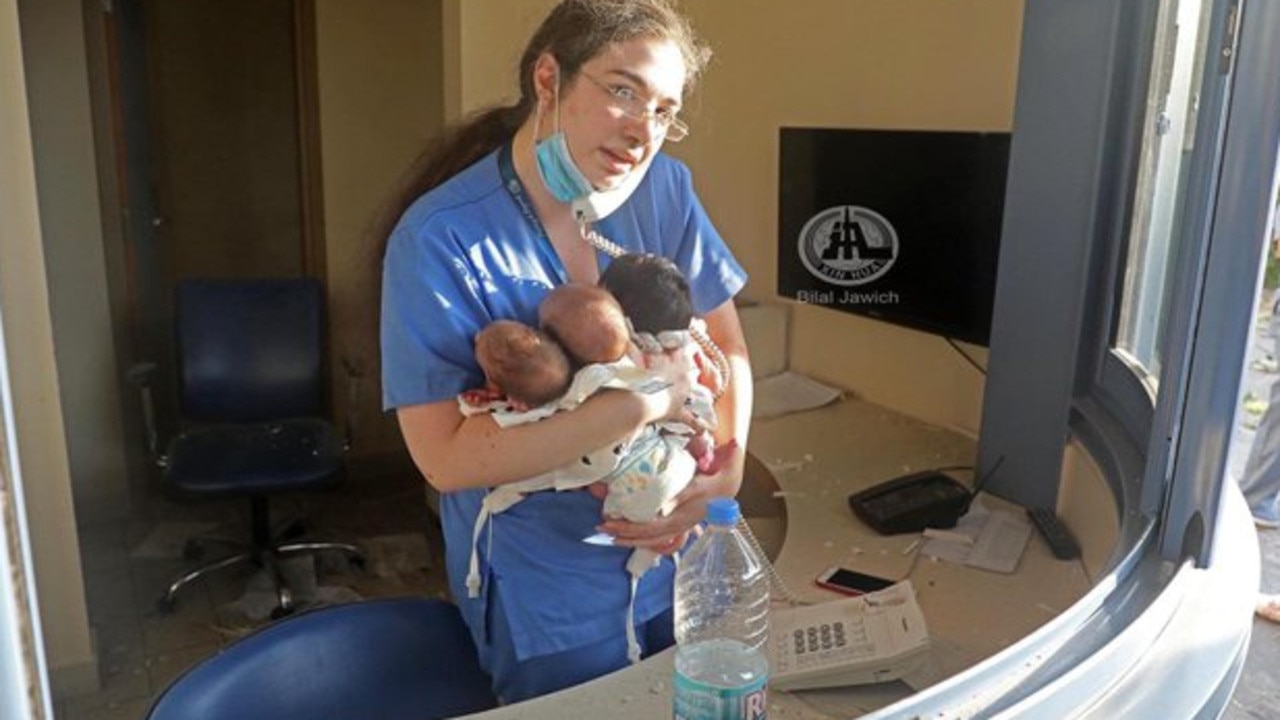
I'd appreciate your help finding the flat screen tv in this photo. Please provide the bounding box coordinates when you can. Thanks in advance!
[777,128,1010,346]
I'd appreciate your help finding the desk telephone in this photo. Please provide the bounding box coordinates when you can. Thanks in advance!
[768,581,930,691]
[732,519,931,690]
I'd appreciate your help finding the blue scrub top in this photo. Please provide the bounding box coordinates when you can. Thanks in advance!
[381,145,746,662]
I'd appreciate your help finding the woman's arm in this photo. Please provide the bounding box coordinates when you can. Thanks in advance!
[397,364,697,493]
[599,299,754,550]
[701,299,753,495]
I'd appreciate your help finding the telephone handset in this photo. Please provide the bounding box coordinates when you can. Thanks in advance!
[768,581,931,691]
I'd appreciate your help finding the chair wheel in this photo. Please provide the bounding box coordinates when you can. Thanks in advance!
[270,605,295,620]
[157,596,177,615]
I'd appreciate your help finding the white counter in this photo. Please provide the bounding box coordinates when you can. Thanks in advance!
[462,398,1093,719]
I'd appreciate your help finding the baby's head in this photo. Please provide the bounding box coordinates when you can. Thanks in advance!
[539,284,630,365]
[474,320,570,408]
[599,253,692,334]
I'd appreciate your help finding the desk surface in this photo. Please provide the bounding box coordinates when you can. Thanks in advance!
[461,398,1093,719]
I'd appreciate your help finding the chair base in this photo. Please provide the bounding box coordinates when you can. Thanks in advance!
[158,541,365,616]
[182,516,307,561]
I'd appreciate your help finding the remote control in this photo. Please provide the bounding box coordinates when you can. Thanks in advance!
[1026,507,1081,560]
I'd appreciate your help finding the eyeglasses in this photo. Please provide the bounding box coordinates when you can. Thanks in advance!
[579,72,689,142]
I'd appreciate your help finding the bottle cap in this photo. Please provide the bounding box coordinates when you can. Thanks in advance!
[706,497,742,526]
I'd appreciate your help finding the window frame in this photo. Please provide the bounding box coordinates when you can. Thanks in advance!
[872,0,1277,712]
[976,0,1279,565]
[975,0,1163,513]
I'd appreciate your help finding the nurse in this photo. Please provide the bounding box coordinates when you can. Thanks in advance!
[379,0,753,703]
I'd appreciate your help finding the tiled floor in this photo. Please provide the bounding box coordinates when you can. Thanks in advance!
[59,459,447,720]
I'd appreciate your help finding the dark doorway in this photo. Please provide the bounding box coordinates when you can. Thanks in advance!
[109,0,322,441]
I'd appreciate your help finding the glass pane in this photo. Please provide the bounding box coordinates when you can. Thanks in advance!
[1116,0,1215,386]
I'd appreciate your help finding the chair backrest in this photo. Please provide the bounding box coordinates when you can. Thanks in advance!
[177,278,324,423]
[146,597,498,720]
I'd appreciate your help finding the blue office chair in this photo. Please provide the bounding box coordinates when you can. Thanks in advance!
[154,278,363,614]
[145,597,499,720]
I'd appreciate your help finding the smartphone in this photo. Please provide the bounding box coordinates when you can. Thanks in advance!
[814,566,896,596]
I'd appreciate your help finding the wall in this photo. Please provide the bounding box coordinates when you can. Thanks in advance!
[5,0,98,697]
[447,0,1023,435]
[1,3,56,716]
[18,0,130,527]
[444,0,557,118]
[1060,441,1120,580]
[316,0,597,458]
[677,0,1023,435]
[316,0,445,456]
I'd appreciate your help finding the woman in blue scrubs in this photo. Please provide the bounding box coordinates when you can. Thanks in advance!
[379,0,753,703]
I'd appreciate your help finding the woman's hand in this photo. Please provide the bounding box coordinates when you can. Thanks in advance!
[596,480,708,555]
[596,441,745,555]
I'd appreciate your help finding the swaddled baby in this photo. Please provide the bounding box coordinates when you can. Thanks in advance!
[591,253,724,522]
[460,257,728,662]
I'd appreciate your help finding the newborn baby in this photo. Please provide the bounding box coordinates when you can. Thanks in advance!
[464,319,571,411]
[460,262,728,663]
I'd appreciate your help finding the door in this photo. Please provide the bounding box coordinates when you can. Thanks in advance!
[142,0,305,285]
[115,0,315,433]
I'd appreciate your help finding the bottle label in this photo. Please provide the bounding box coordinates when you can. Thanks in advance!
[673,673,768,720]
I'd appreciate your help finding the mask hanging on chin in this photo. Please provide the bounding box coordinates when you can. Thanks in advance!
[534,130,594,203]
[533,78,647,223]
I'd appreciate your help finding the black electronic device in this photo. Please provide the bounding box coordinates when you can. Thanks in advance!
[1026,507,1082,560]
[778,128,1010,345]
[847,471,974,535]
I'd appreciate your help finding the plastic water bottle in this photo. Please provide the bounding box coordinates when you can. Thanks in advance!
[673,497,770,720]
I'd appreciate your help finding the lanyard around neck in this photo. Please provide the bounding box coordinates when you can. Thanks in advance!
[498,142,547,237]
[498,142,568,284]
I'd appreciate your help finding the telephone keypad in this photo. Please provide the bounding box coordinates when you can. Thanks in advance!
[783,620,876,672]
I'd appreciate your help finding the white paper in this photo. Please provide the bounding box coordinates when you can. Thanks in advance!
[920,501,989,564]
[752,371,844,419]
[920,503,1032,574]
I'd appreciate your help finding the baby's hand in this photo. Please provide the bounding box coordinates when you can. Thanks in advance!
[637,348,701,425]
[459,387,504,407]
[694,438,736,475]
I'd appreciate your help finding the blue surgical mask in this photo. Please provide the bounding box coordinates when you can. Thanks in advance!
[531,72,645,222]
[535,130,594,203]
